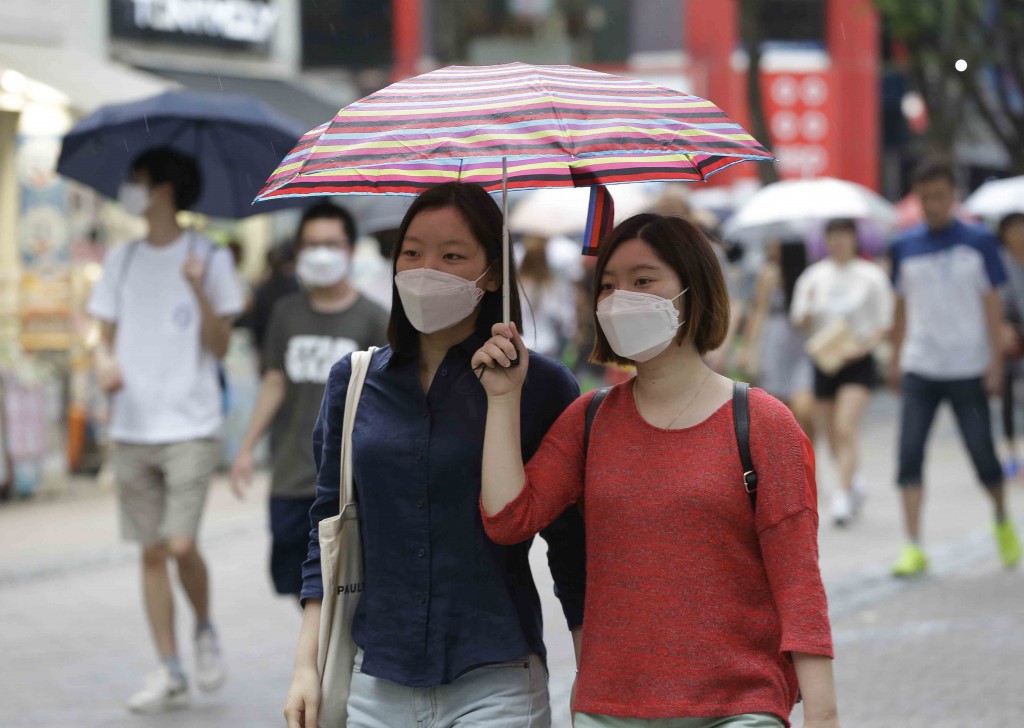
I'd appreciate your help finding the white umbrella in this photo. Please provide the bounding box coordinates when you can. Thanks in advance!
[721,177,897,244]
[964,176,1024,220]
[508,185,654,237]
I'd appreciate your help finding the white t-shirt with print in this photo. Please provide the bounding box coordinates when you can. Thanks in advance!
[790,258,895,341]
[87,231,244,444]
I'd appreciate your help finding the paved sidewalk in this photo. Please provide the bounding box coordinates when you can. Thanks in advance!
[1,393,1022,727]
[794,563,1024,727]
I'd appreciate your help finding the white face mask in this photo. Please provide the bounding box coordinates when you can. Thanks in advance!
[596,288,688,362]
[296,247,350,288]
[118,182,151,217]
[395,267,490,334]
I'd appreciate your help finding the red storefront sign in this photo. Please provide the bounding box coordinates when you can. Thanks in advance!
[762,71,836,180]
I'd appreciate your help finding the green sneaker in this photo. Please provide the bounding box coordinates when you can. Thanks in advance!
[994,520,1022,569]
[891,544,928,577]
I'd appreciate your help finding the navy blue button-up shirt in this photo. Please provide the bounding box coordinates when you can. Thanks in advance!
[300,333,586,687]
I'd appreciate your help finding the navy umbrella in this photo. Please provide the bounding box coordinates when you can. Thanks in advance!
[58,90,308,219]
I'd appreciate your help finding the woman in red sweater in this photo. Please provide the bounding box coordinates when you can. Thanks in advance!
[473,214,839,728]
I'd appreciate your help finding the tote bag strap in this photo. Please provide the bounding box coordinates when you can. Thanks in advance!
[341,347,378,509]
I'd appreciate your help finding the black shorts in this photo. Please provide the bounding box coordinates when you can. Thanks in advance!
[269,496,316,596]
[813,355,876,400]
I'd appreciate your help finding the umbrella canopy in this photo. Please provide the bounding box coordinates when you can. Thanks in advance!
[255,62,771,323]
[508,185,655,237]
[721,177,897,245]
[255,62,772,200]
[964,176,1024,220]
[58,90,306,219]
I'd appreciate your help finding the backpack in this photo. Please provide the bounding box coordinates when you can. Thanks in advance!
[583,381,758,510]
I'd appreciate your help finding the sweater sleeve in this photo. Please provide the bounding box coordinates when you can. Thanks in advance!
[748,388,834,657]
[481,390,592,545]
[759,510,834,658]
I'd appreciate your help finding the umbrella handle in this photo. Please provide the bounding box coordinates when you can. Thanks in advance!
[501,157,520,367]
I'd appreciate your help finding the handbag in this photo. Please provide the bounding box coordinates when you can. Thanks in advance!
[316,347,377,728]
[805,318,859,375]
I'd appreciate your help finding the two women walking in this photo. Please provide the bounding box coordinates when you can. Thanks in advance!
[285,183,838,728]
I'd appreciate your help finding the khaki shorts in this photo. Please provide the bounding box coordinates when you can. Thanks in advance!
[111,438,222,545]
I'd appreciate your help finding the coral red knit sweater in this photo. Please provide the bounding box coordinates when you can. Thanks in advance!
[482,383,833,724]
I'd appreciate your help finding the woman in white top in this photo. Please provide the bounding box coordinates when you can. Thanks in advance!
[791,219,895,525]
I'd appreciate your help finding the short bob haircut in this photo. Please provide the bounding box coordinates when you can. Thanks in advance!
[387,182,523,357]
[591,213,730,365]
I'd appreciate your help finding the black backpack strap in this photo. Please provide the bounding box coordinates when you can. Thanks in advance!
[733,381,757,510]
[583,387,611,461]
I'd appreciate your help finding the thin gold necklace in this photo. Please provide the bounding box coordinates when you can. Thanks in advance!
[634,368,713,430]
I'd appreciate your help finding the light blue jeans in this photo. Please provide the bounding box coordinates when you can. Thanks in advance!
[347,649,551,727]
[574,713,785,728]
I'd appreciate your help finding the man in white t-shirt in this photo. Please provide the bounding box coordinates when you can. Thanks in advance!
[87,148,244,714]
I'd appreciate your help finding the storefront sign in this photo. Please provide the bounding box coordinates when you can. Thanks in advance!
[111,0,278,49]
[763,71,837,179]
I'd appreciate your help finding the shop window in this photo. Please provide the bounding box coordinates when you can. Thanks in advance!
[301,0,393,69]
[431,0,630,67]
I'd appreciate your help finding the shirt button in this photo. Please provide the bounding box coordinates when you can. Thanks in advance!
[418,548,425,557]
[415,452,423,461]
[440,368,448,377]
[420,596,427,606]
[422,410,429,419]
[416,500,425,509]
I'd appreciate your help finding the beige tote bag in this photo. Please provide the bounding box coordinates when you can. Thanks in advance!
[316,347,376,728]
[805,318,859,375]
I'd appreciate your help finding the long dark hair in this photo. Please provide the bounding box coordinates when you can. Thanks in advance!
[387,182,523,356]
[778,238,808,310]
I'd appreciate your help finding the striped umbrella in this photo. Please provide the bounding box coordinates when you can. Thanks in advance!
[255,62,773,321]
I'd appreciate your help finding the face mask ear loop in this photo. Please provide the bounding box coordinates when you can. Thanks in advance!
[670,287,690,332]
[474,263,494,285]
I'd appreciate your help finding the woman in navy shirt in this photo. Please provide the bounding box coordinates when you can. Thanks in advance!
[284,183,586,728]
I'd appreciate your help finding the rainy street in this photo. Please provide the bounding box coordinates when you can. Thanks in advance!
[3,1,1024,727]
